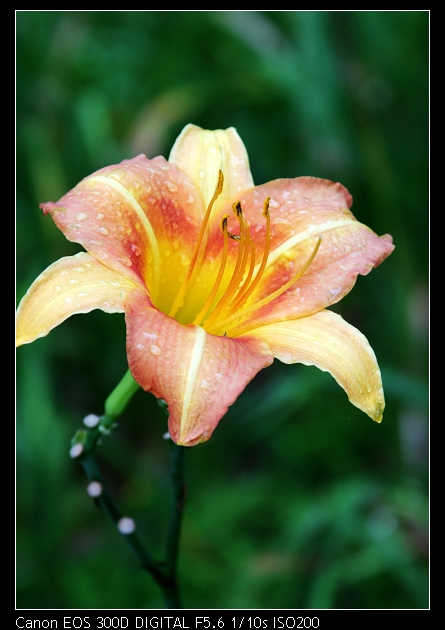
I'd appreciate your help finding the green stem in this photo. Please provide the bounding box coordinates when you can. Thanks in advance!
[71,369,186,608]
[165,442,186,607]
[105,369,140,420]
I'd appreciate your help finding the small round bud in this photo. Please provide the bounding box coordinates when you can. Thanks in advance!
[83,414,100,427]
[69,443,84,458]
[117,517,136,535]
[87,481,102,497]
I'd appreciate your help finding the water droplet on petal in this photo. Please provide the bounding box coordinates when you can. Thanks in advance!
[108,168,126,181]
[186,195,195,204]
[198,170,205,179]
[97,227,109,235]
[96,213,104,220]
[150,344,161,356]
[165,180,178,192]
[76,212,88,221]
[131,244,141,256]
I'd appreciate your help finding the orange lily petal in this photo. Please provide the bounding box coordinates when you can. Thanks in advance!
[40,155,206,312]
[169,123,254,211]
[247,309,385,423]
[125,289,273,446]
[16,252,138,346]
[214,177,394,334]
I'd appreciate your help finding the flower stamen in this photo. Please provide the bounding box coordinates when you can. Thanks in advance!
[222,197,270,318]
[214,236,322,335]
[193,215,230,326]
[169,170,224,318]
[204,202,250,327]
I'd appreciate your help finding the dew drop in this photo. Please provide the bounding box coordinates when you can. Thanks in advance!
[165,180,178,192]
[68,279,79,285]
[87,481,102,497]
[76,292,89,298]
[76,212,88,221]
[117,517,136,535]
[96,213,104,220]
[172,239,179,250]
[54,285,62,292]
[108,168,126,181]
[97,227,109,235]
[198,170,205,179]
[269,199,280,208]
[150,344,162,356]
[133,181,140,190]
[143,331,158,340]
[118,256,132,267]
[74,266,86,273]
[131,243,141,256]
[136,343,146,351]
[186,195,195,204]
[181,254,190,266]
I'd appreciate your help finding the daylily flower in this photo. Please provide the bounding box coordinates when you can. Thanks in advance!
[16,124,394,446]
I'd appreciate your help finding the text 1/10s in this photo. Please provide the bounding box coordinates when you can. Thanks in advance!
[231,619,320,629]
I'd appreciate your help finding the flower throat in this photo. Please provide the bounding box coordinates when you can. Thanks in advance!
[169,170,321,336]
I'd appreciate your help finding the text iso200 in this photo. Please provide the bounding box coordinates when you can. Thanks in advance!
[274,619,319,629]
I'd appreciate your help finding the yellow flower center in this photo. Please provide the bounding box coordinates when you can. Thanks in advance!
[168,171,321,336]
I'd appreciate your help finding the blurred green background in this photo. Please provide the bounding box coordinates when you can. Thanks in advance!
[16,11,429,609]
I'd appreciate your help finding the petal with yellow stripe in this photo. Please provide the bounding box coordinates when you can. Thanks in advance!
[246,309,385,423]
[16,252,139,346]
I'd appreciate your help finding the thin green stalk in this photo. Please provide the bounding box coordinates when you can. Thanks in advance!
[71,369,186,608]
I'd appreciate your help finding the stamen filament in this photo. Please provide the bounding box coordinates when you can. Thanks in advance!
[204,202,247,327]
[169,170,224,318]
[210,236,322,335]
[224,197,271,317]
[193,216,230,326]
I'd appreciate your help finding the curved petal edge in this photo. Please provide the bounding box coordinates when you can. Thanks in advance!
[16,252,137,346]
[246,309,385,423]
